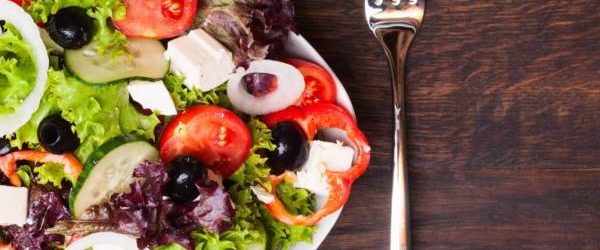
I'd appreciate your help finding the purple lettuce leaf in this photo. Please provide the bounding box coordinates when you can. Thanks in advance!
[81,161,235,250]
[4,184,71,250]
[201,0,296,65]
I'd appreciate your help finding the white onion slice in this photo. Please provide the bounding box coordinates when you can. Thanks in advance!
[0,0,49,137]
[66,232,138,250]
[227,60,304,115]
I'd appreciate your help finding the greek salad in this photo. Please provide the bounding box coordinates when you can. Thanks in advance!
[0,0,371,249]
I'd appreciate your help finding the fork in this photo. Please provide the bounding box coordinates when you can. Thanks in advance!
[365,0,425,249]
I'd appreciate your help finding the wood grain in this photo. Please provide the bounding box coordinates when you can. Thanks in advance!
[294,0,600,249]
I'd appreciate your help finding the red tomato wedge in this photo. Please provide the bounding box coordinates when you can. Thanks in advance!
[284,58,337,106]
[10,0,30,6]
[113,0,197,39]
[160,105,251,178]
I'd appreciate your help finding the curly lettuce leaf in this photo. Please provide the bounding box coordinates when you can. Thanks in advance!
[26,0,128,58]
[10,69,160,163]
[192,223,268,250]
[222,118,315,250]
[163,73,231,110]
[0,23,37,115]
[155,243,188,250]
[34,162,76,188]
[276,181,315,216]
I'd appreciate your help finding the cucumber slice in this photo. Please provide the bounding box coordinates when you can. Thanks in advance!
[65,38,169,84]
[69,136,159,218]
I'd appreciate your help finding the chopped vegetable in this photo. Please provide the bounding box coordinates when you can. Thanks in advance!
[227,60,305,115]
[10,69,160,163]
[26,0,129,58]
[65,38,169,84]
[163,73,232,110]
[113,0,197,39]
[283,58,337,106]
[79,162,235,249]
[0,23,36,115]
[159,105,251,178]
[0,150,82,187]
[0,0,48,138]
[34,162,76,188]
[3,183,71,250]
[261,103,371,226]
[200,0,296,65]
[70,138,159,218]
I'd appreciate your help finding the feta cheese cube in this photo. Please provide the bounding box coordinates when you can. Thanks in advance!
[164,28,235,91]
[0,185,28,226]
[294,140,355,208]
[127,80,178,116]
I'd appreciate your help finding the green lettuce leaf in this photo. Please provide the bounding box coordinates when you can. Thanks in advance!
[10,69,160,163]
[191,226,264,250]
[34,162,76,188]
[155,243,188,250]
[163,73,231,110]
[16,165,33,188]
[276,181,316,216]
[26,0,128,58]
[0,22,37,115]
[224,118,315,250]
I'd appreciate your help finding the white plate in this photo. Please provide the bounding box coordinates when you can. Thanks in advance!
[285,32,355,250]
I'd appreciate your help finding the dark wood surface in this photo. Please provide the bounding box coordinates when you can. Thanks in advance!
[294,0,600,249]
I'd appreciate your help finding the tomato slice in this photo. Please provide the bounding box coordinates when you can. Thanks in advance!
[113,0,197,39]
[283,58,337,107]
[160,105,251,178]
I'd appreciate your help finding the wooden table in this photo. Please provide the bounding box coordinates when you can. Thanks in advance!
[295,0,600,249]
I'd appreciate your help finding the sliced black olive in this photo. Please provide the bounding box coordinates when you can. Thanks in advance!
[37,115,80,154]
[46,7,94,49]
[268,122,309,175]
[0,137,11,156]
[166,156,208,203]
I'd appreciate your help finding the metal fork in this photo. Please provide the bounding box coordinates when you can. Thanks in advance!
[365,0,425,250]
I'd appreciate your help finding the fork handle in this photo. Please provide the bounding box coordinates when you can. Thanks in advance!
[374,26,416,250]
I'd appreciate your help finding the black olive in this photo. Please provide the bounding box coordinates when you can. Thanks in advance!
[267,122,309,175]
[166,156,208,203]
[46,7,94,49]
[0,137,11,156]
[37,115,80,154]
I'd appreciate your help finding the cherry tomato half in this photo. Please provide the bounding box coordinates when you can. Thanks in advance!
[113,0,197,39]
[160,105,251,178]
[284,58,337,107]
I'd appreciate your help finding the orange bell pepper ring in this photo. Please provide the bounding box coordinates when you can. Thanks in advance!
[262,103,371,226]
[0,150,83,187]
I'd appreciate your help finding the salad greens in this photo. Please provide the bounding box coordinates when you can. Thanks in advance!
[26,0,129,58]
[34,162,76,188]
[10,69,160,162]
[164,72,232,110]
[0,22,37,115]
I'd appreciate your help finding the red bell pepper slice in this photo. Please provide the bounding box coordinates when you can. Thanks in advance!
[0,150,83,187]
[0,244,15,250]
[261,103,371,226]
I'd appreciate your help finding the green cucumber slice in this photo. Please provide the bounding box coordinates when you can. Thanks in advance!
[65,38,169,84]
[69,136,159,218]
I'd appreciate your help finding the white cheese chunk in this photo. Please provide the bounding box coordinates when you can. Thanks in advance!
[294,140,355,208]
[250,185,275,204]
[0,185,28,226]
[164,28,235,91]
[127,80,177,116]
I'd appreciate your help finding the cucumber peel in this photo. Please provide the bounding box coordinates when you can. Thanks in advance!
[69,135,159,218]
